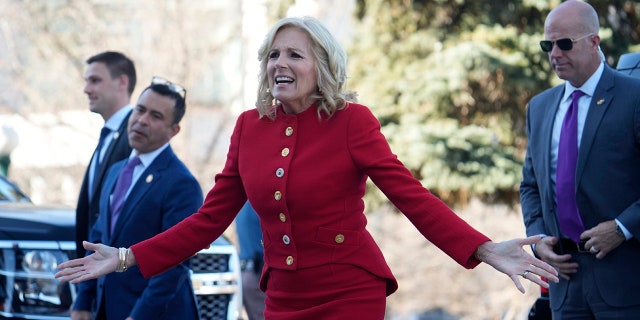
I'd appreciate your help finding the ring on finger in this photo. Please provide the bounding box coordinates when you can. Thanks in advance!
[520,271,530,278]
[589,246,598,254]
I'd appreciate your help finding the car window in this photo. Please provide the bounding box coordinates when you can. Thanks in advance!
[0,176,31,202]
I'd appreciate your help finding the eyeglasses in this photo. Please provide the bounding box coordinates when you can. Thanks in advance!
[539,33,593,53]
[151,76,186,99]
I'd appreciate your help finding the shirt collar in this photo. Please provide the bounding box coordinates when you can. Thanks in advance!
[563,62,604,102]
[104,104,133,132]
[129,143,170,168]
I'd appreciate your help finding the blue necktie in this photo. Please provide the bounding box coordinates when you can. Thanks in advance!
[90,127,111,200]
[110,156,141,234]
[95,127,111,164]
[556,90,585,243]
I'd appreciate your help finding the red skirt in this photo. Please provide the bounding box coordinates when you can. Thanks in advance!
[263,263,387,319]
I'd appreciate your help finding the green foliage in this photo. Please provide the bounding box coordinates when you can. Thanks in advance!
[385,116,522,193]
[351,0,639,209]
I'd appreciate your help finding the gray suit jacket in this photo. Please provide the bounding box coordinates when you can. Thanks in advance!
[520,66,640,309]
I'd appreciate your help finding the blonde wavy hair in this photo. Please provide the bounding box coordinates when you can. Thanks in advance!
[255,16,358,119]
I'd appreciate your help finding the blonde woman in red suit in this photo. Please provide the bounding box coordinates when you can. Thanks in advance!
[57,16,558,319]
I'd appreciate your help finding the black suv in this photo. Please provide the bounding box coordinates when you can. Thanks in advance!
[0,176,242,320]
[617,52,640,77]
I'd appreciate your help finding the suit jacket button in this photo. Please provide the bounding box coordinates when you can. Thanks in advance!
[282,235,291,245]
[286,256,294,265]
[275,168,285,178]
[279,213,286,222]
[335,234,345,244]
[281,148,290,157]
[274,191,282,200]
[285,127,294,136]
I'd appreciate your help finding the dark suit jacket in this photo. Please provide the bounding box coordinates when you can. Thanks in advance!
[75,111,132,257]
[520,66,640,309]
[73,146,202,320]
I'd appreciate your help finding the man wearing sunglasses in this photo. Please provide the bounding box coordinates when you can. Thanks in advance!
[520,0,640,318]
[71,78,201,320]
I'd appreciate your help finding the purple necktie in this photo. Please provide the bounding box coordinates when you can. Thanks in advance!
[556,90,585,243]
[110,156,141,234]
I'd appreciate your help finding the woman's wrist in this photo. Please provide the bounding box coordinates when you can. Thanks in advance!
[474,241,491,262]
[126,248,137,269]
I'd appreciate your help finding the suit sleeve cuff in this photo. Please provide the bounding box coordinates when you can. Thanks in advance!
[615,219,632,240]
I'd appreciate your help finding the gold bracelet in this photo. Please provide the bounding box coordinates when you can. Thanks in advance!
[125,248,131,270]
[116,247,128,272]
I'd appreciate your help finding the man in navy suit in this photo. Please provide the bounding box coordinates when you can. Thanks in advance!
[520,1,640,318]
[71,78,202,320]
[76,51,136,258]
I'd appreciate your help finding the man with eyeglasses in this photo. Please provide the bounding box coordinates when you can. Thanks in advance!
[76,51,136,258]
[520,0,640,318]
[71,78,201,320]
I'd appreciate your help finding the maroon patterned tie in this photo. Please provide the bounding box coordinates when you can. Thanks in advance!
[556,90,585,242]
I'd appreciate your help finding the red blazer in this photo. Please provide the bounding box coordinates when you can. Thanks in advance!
[133,103,489,295]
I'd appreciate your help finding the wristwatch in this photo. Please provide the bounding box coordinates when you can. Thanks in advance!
[615,224,625,239]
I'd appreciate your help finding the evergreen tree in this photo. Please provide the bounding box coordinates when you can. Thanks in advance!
[349,0,639,209]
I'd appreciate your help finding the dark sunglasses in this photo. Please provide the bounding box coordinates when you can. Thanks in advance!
[539,33,593,53]
[151,76,186,99]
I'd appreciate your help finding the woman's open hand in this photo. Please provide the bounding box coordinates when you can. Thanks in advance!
[55,241,119,284]
[475,235,559,293]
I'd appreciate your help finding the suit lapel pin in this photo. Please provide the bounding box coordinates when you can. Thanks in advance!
[597,98,605,105]
[113,132,120,139]
[146,174,153,183]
